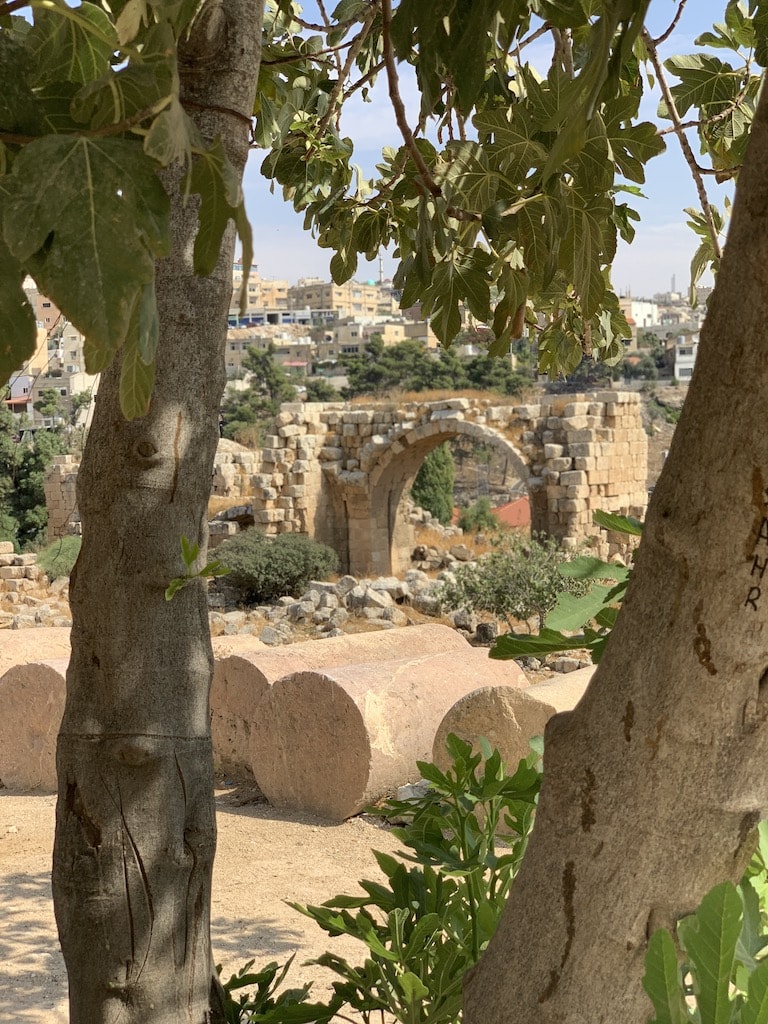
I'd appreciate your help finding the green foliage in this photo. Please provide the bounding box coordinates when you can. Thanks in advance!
[165,535,229,602]
[0,0,251,418]
[492,510,642,663]
[2,1,762,397]
[624,354,660,381]
[457,497,500,534]
[220,344,298,441]
[281,734,540,1024]
[220,735,540,1023]
[643,832,768,1024]
[258,2,672,368]
[341,338,458,397]
[217,956,320,1024]
[33,388,65,419]
[68,391,92,427]
[35,534,81,581]
[216,529,339,604]
[303,377,340,402]
[341,337,534,399]
[0,407,68,548]
[438,532,587,629]
[411,443,455,525]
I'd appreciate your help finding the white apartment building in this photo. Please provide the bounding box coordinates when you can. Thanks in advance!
[673,333,699,382]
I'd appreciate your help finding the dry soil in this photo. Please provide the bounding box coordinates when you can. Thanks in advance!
[0,786,404,1023]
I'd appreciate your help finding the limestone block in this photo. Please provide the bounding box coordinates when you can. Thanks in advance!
[0,566,24,579]
[0,541,14,555]
[0,658,69,791]
[432,667,594,772]
[252,647,529,820]
[560,470,588,487]
[212,624,469,776]
[0,626,71,677]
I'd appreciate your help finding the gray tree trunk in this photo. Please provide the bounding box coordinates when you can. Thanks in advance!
[51,3,263,1021]
[464,76,768,1024]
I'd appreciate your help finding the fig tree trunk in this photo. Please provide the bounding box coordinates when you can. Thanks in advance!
[464,74,768,1024]
[51,3,263,1021]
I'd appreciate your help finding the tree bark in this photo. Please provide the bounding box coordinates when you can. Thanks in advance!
[51,3,263,1021]
[464,72,768,1024]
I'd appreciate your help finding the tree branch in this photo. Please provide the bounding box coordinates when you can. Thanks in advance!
[642,27,723,262]
[0,100,170,146]
[0,0,31,15]
[342,59,386,102]
[380,0,480,223]
[550,26,575,78]
[316,4,379,137]
[517,23,552,51]
[260,38,356,66]
[652,0,688,47]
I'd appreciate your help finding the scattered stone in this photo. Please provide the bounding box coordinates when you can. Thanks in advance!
[474,622,498,645]
[449,544,473,562]
[396,780,431,802]
[552,656,581,673]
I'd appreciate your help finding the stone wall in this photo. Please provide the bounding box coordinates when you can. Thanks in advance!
[43,454,80,541]
[44,392,648,570]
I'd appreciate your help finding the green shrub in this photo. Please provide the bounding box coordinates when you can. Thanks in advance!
[644,822,768,1023]
[216,529,339,604]
[457,496,499,534]
[223,734,541,1024]
[437,532,586,629]
[36,535,82,580]
[411,443,455,525]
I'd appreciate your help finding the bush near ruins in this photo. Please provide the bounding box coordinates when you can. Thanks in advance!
[438,533,586,630]
[457,497,500,535]
[36,536,82,581]
[216,529,339,604]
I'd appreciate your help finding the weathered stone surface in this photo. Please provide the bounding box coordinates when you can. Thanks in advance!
[0,626,71,676]
[432,666,594,773]
[0,658,69,791]
[209,635,269,777]
[250,646,524,821]
[215,624,468,777]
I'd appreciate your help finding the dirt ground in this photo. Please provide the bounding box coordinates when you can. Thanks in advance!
[0,787,405,1023]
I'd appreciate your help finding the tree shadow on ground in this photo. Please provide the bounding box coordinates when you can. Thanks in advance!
[0,869,68,1023]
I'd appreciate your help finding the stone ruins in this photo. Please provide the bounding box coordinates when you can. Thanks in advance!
[45,391,648,574]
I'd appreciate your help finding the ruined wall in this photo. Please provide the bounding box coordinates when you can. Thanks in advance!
[45,392,648,567]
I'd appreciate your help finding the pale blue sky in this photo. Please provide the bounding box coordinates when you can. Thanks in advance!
[245,1,739,298]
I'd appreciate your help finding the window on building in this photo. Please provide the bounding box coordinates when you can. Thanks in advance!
[678,368,693,378]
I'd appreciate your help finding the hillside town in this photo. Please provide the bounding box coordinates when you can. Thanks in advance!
[6,262,709,430]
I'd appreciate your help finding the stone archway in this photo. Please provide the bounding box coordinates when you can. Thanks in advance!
[367,419,532,575]
[46,393,649,577]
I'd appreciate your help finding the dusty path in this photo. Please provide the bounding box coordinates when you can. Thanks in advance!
[0,789,404,1023]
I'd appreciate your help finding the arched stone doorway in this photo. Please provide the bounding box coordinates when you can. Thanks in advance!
[365,419,532,575]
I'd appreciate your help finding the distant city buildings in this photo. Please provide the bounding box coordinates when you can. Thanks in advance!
[5,268,708,429]
[6,280,99,426]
